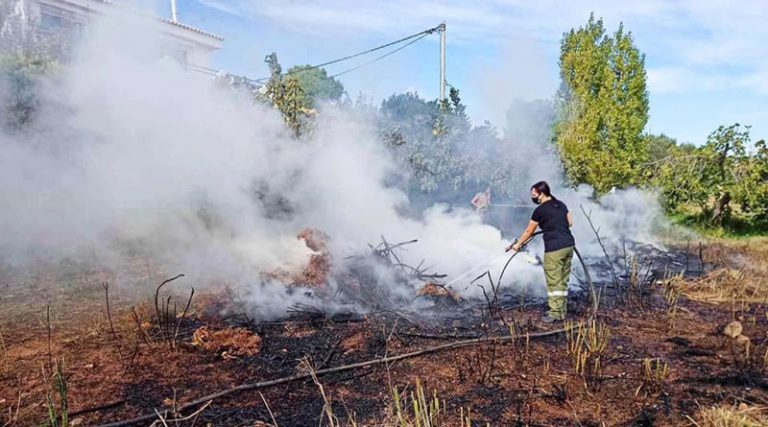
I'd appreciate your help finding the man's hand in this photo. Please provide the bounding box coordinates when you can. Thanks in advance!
[505,242,522,252]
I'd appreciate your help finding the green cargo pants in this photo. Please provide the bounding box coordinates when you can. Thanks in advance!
[543,246,574,320]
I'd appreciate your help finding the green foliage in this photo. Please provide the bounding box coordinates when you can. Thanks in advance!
[0,53,55,129]
[379,88,514,198]
[644,133,679,165]
[45,359,68,427]
[652,124,768,231]
[286,65,345,109]
[262,52,311,137]
[732,137,768,226]
[555,14,649,194]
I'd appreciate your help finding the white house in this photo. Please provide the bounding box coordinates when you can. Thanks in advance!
[7,0,223,66]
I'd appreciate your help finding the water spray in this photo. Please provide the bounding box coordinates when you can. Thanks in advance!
[443,231,596,314]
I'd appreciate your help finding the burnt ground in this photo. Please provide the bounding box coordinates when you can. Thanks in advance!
[0,242,767,426]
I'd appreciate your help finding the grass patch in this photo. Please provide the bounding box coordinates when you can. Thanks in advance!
[668,213,768,239]
[688,404,768,427]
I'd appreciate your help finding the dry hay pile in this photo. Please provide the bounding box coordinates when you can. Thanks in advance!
[689,403,768,427]
[678,269,767,305]
[677,238,768,305]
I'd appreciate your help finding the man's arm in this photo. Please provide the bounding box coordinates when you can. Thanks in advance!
[567,211,574,228]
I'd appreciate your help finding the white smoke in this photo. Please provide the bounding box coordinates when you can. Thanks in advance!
[0,6,665,317]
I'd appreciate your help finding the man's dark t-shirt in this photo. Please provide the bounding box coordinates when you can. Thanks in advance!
[531,199,575,253]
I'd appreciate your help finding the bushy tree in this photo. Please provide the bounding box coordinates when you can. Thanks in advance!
[0,54,54,129]
[730,136,768,227]
[555,14,649,194]
[380,91,439,148]
[653,124,767,229]
[285,65,344,109]
[261,53,311,137]
[1,1,58,130]
[644,133,679,164]
[379,88,515,202]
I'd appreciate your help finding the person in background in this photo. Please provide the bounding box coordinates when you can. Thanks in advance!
[506,181,575,323]
[471,187,492,213]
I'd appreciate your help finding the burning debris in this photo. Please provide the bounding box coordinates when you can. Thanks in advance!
[417,282,461,302]
[260,233,458,316]
[192,326,262,358]
[263,228,332,288]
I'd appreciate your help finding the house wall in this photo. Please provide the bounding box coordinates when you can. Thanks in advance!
[23,0,222,66]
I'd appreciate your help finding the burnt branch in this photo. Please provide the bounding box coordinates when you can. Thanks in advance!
[102,282,123,362]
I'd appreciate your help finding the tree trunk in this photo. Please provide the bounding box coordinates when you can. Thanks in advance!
[710,192,731,225]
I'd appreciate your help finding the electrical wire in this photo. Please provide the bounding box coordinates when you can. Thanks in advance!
[184,23,442,85]
[329,32,430,78]
[282,24,441,77]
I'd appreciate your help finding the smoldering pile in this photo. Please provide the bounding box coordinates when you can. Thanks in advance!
[261,228,465,317]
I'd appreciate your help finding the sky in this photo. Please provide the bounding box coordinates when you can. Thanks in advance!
[165,0,767,145]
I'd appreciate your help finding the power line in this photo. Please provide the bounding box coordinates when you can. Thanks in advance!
[281,24,441,78]
[185,23,442,86]
[186,62,261,86]
[329,32,430,78]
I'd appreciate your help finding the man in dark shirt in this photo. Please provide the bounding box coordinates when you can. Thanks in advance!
[506,181,575,322]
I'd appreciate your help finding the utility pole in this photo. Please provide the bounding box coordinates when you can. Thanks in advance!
[170,0,178,22]
[439,21,446,101]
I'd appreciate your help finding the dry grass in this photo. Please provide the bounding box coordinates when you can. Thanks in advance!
[679,269,767,305]
[635,358,669,397]
[688,404,768,427]
[677,238,768,306]
[565,319,610,385]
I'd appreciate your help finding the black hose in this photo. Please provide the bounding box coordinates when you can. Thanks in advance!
[500,231,597,315]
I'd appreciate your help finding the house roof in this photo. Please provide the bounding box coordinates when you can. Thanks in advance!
[52,0,223,42]
[160,17,223,42]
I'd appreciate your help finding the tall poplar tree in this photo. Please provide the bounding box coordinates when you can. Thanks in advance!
[554,14,649,194]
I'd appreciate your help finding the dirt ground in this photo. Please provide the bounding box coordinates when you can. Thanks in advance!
[0,240,767,426]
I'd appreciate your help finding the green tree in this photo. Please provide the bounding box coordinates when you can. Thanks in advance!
[644,133,678,164]
[653,124,764,229]
[262,53,309,137]
[700,124,750,224]
[0,54,55,130]
[733,138,768,226]
[379,88,513,199]
[555,14,649,194]
[286,65,344,109]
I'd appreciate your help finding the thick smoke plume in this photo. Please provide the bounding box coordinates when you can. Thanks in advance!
[0,7,664,318]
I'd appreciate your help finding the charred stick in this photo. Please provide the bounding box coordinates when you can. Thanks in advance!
[418,273,448,280]
[319,338,341,369]
[102,283,123,361]
[153,274,184,345]
[166,296,174,344]
[131,306,152,346]
[400,332,481,340]
[46,305,53,374]
[173,288,195,350]
[579,205,618,288]
[69,399,127,418]
[387,239,418,250]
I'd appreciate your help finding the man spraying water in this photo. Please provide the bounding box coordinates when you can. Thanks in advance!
[470,187,491,213]
[506,181,575,323]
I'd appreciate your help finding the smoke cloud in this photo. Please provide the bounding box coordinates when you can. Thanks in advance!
[0,7,665,318]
